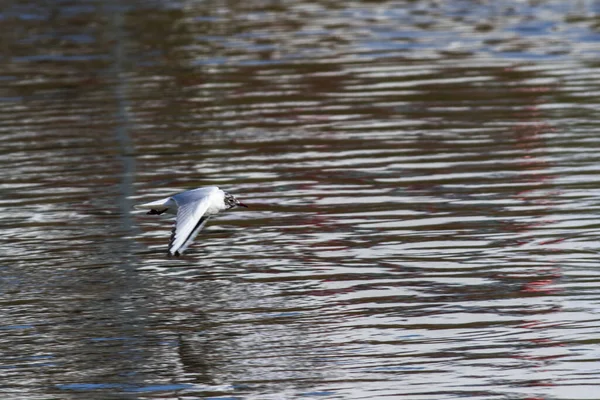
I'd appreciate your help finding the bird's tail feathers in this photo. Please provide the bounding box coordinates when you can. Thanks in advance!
[135,197,173,210]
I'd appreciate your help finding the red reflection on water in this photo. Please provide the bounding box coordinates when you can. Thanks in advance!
[503,75,568,396]
[521,279,561,294]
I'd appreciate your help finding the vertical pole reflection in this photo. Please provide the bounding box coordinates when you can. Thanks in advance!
[102,16,155,384]
[107,1,137,241]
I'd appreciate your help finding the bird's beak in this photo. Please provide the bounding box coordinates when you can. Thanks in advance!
[237,202,248,208]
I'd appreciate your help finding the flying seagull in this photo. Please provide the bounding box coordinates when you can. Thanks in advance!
[136,186,248,256]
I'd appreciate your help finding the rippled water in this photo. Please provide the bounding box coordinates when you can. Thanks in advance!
[3,1,600,399]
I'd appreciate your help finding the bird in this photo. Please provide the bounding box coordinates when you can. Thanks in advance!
[136,186,248,256]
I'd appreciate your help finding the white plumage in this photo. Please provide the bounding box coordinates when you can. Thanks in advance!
[136,186,247,256]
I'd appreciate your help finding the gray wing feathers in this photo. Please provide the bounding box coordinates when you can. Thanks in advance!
[169,216,210,256]
[172,186,219,204]
[168,197,212,256]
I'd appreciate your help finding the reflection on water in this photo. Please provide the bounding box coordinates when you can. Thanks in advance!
[2,0,600,399]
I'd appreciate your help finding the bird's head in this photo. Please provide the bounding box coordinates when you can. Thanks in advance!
[224,192,248,209]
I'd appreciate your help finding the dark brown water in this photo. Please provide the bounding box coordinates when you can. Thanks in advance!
[2,1,600,399]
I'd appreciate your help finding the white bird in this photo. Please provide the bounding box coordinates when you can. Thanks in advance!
[136,186,248,256]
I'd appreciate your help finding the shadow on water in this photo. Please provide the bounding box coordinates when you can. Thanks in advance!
[2,0,600,399]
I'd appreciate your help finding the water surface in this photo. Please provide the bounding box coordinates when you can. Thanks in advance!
[2,1,600,399]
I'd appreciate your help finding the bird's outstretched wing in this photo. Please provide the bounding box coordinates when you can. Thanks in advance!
[168,197,212,256]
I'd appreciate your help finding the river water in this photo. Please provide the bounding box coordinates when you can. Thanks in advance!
[2,1,600,399]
